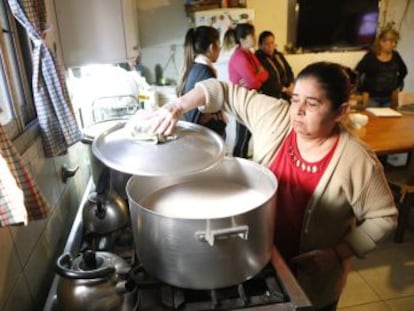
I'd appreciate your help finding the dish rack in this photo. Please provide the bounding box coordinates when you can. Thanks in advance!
[91,95,141,123]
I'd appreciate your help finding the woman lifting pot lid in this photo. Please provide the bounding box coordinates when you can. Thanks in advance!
[130,61,398,311]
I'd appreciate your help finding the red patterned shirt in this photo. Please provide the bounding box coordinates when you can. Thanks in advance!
[269,130,338,265]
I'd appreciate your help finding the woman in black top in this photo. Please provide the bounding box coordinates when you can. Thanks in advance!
[176,26,226,137]
[255,31,294,100]
[355,26,407,107]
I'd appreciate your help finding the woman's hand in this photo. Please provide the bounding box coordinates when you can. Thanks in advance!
[127,101,184,137]
[130,83,207,135]
[152,101,184,135]
[291,248,341,275]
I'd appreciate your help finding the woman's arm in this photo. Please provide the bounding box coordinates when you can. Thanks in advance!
[155,84,208,134]
[155,79,289,137]
[394,51,408,89]
[344,164,398,257]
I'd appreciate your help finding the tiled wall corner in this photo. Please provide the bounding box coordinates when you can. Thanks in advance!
[0,139,90,311]
[0,229,24,310]
[1,274,34,311]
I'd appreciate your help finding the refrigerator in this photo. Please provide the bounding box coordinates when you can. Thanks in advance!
[193,7,255,82]
[194,8,255,153]
[194,8,255,44]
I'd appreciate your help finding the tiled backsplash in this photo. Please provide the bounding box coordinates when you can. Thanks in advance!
[0,139,90,310]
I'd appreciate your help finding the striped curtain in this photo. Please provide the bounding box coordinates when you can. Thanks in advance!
[8,0,81,157]
[0,125,50,227]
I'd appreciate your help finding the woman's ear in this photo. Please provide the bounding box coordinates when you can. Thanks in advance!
[335,102,350,122]
[206,43,214,57]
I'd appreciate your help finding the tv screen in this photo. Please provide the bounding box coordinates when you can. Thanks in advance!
[296,0,380,51]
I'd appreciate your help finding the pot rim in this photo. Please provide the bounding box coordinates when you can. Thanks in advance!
[92,121,226,176]
[126,157,278,220]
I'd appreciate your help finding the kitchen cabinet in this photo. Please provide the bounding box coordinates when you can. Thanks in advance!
[53,0,139,67]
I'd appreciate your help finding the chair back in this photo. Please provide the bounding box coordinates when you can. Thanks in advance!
[398,91,414,107]
[349,92,369,110]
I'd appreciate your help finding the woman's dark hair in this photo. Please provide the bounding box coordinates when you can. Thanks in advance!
[258,30,274,46]
[177,26,219,96]
[296,62,351,110]
[223,23,255,46]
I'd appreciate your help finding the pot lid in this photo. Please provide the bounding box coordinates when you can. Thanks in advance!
[92,121,225,176]
[82,119,124,142]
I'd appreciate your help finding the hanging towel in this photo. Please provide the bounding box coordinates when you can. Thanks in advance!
[0,125,50,227]
[8,0,82,157]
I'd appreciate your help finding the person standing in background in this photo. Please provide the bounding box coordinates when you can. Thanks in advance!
[215,27,237,82]
[255,31,294,100]
[226,23,268,158]
[355,25,407,107]
[176,26,226,137]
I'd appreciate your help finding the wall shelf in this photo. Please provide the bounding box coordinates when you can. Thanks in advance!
[185,1,247,16]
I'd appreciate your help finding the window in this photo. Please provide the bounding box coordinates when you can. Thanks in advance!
[0,0,35,139]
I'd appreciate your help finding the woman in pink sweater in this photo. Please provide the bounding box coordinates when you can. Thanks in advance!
[225,23,268,158]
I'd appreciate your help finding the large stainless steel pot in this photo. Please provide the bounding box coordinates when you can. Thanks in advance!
[81,120,124,187]
[126,157,277,289]
[81,120,131,199]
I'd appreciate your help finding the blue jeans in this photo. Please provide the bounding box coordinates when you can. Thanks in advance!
[369,96,391,107]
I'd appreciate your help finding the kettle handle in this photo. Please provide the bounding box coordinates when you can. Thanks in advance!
[56,253,115,279]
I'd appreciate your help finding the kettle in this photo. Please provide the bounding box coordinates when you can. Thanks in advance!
[56,250,136,311]
[83,168,130,234]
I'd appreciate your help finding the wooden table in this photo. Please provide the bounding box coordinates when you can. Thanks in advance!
[343,110,414,243]
[343,111,414,156]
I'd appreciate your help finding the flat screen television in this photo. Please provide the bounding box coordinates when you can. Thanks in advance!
[295,0,380,52]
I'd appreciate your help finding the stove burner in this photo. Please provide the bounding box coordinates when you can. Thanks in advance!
[131,263,288,310]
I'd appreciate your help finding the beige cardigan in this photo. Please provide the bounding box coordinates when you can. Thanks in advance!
[198,78,398,308]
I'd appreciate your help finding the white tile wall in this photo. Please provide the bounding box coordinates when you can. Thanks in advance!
[10,219,47,268]
[0,137,90,310]
[2,274,34,311]
[23,237,53,308]
[0,229,24,310]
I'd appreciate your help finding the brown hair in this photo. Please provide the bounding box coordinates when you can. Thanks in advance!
[176,26,219,96]
[223,23,255,46]
[258,30,274,46]
[374,27,400,53]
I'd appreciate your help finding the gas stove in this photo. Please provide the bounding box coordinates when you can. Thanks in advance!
[127,250,310,311]
[44,180,312,311]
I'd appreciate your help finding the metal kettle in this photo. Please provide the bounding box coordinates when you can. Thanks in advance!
[82,168,130,234]
[55,250,136,311]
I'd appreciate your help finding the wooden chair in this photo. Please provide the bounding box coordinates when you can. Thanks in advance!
[349,92,369,110]
[385,164,414,243]
[395,91,414,110]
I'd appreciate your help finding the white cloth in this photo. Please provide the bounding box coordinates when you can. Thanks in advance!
[0,153,27,225]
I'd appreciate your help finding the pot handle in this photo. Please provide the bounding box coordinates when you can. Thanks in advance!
[195,225,249,246]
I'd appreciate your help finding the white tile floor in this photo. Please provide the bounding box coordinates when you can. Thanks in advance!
[338,226,414,311]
